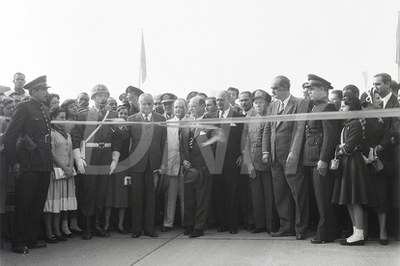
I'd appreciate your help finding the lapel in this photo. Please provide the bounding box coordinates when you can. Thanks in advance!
[276,96,294,128]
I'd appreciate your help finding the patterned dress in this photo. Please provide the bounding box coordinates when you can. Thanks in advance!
[43,129,77,213]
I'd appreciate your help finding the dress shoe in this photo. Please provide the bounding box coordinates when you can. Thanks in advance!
[12,245,29,254]
[93,226,110,237]
[117,228,129,234]
[217,226,228,233]
[56,234,67,241]
[229,229,238,234]
[246,225,255,232]
[45,235,58,244]
[311,238,333,244]
[251,228,266,234]
[81,230,92,240]
[70,229,83,235]
[296,234,306,240]
[144,231,158,238]
[27,242,47,249]
[62,232,74,238]
[379,239,389,245]
[184,226,194,235]
[271,231,295,237]
[189,229,204,238]
[161,226,172,232]
[340,239,365,246]
[132,232,142,238]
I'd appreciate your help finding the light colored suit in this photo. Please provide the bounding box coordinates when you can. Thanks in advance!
[262,95,309,234]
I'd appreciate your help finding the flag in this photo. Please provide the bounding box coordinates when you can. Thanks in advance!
[361,71,368,91]
[140,30,147,86]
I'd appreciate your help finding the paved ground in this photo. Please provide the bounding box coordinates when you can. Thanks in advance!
[1,229,399,266]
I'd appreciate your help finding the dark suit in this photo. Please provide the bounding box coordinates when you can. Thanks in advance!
[242,109,279,232]
[262,95,309,234]
[212,108,244,231]
[303,98,339,240]
[71,107,117,217]
[4,99,52,247]
[126,112,167,233]
[180,115,215,230]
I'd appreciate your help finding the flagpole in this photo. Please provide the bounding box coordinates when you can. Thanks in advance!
[139,29,142,90]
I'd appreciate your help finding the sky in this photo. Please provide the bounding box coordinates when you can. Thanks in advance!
[1,0,400,102]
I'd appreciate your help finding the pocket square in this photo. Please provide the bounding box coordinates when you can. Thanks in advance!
[199,130,206,135]
[230,123,237,126]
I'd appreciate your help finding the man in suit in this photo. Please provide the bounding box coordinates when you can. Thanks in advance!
[123,93,167,238]
[180,96,216,238]
[373,72,400,240]
[262,75,309,240]
[71,84,117,240]
[4,76,52,253]
[303,75,339,244]
[212,90,244,234]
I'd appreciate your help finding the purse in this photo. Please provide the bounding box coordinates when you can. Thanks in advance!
[54,167,77,180]
[371,147,384,174]
[329,147,340,170]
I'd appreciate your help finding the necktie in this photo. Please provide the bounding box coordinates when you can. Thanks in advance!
[189,127,195,150]
[278,102,284,114]
[144,114,149,122]
[220,110,225,118]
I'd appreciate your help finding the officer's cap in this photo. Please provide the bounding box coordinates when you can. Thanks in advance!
[125,86,144,96]
[305,74,333,90]
[160,93,178,104]
[251,89,271,102]
[24,75,50,92]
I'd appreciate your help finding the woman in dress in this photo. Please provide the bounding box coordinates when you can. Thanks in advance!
[360,89,389,244]
[60,99,82,235]
[43,107,78,243]
[104,106,130,234]
[332,92,376,246]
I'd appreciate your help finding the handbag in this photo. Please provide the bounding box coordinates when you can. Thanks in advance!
[371,147,384,174]
[329,148,340,170]
[54,167,77,180]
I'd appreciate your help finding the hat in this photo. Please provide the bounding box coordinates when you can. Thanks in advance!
[125,86,143,96]
[24,75,50,92]
[90,84,110,99]
[305,74,333,90]
[251,89,271,102]
[119,92,127,102]
[183,168,200,184]
[160,93,177,104]
[153,94,162,103]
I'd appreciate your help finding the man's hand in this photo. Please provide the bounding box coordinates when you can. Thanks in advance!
[236,156,242,167]
[317,160,328,176]
[76,158,87,174]
[262,153,272,166]
[12,163,21,178]
[286,152,298,169]
[183,160,192,169]
[247,164,256,179]
[109,160,118,175]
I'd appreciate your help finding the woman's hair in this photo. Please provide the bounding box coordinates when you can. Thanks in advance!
[343,92,361,111]
[46,93,60,107]
[116,105,128,113]
[49,106,66,120]
[60,99,77,119]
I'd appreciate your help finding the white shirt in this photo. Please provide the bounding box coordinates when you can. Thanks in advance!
[382,92,392,109]
[279,95,291,111]
[219,107,231,118]
[142,112,152,121]
[166,116,181,176]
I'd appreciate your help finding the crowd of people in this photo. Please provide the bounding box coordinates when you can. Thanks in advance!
[0,72,399,254]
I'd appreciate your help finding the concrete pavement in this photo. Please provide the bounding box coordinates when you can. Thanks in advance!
[1,229,399,266]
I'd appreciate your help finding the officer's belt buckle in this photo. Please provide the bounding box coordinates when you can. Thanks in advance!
[44,134,51,144]
[98,142,105,148]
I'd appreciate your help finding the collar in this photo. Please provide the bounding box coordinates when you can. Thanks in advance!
[280,95,291,107]
[382,92,392,108]
[220,107,231,118]
[142,112,152,120]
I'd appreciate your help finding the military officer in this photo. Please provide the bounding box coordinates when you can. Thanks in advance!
[124,86,144,115]
[303,74,339,244]
[4,76,52,253]
[160,93,178,120]
[71,84,118,240]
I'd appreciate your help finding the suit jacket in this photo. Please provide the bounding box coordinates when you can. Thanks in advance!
[180,114,216,171]
[216,108,244,167]
[71,107,117,165]
[242,109,269,171]
[126,111,167,173]
[262,95,308,174]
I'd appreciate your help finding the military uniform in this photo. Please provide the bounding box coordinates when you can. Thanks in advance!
[3,76,52,252]
[71,84,118,239]
[303,75,339,243]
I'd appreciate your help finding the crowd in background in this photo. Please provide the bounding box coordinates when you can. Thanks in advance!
[0,72,399,254]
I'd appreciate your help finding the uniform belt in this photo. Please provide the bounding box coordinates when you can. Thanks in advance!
[306,131,323,135]
[34,134,52,144]
[85,142,111,148]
